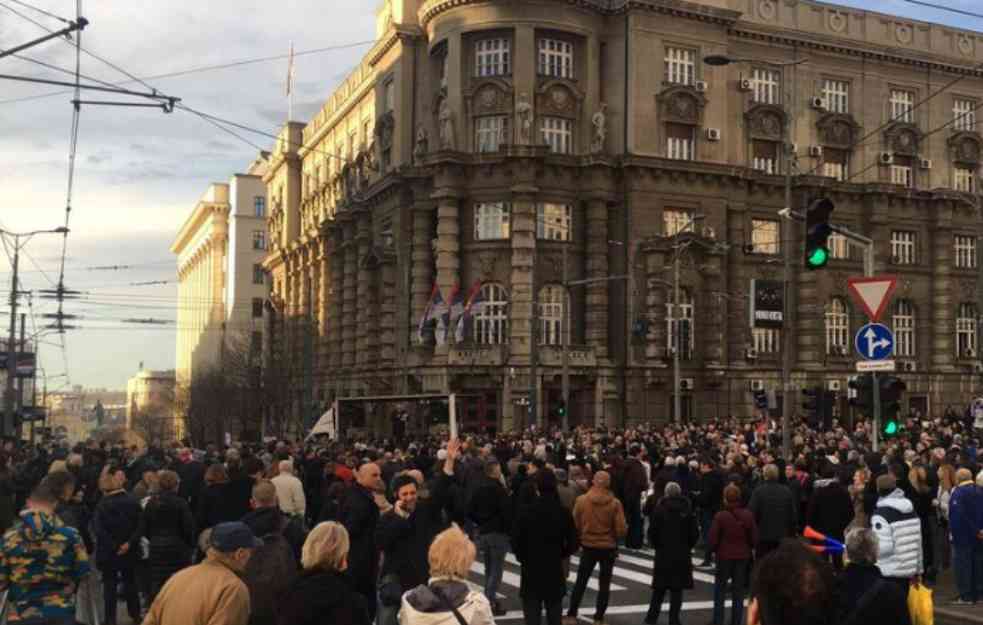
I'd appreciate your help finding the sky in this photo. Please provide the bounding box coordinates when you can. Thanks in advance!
[0,0,980,392]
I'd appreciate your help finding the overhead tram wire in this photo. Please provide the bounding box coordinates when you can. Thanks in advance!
[4,0,72,24]
[901,0,983,20]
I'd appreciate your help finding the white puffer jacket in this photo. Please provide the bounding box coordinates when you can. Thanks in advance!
[871,488,923,579]
[398,578,495,625]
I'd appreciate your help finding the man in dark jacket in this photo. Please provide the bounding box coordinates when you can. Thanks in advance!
[697,459,725,566]
[175,449,205,510]
[513,470,578,625]
[341,461,384,620]
[467,457,512,616]
[645,482,699,625]
[623,446,649,549]
[376,447,455,625]
[241,480,301,625]
[93,465,143,625]
[837,527,911,625]
[748,464,797,561]
[806,467,854,570]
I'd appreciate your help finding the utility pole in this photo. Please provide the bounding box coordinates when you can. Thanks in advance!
[4,242,20,439]
[672,215,705,424]
[16,314,25,440]
[530,243,540,430]
[561,240,570,432]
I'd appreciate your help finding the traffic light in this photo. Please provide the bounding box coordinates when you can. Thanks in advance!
[802,386,820,426]
[821,390,836,430]
[556,400,567,419]
[849,373,874,416]
[804,198,834,270]
[880,376,907,438]
[680,319,691,358]
[752,389,768,411]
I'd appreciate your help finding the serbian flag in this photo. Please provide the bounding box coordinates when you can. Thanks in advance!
[455,281,484,342]
[438,283,461,345]
[417,284,444,344]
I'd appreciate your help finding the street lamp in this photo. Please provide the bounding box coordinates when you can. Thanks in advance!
[671,215,705,423]
[1,226,70,437]
[703,53,806,459]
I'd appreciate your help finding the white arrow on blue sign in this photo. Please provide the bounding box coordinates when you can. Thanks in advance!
[855,323,894,360]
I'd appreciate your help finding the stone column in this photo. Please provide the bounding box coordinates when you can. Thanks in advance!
[932,218,954,370]
[329,228,344,373]
[510,187,538,360]
[703,256,725,366]
[355,210,373,366]
[411,205,435,344]
[645,249,668,361]
[725,202,746,365]
[585,198,609,358]
[434,190,461,349]
[342,221,357,369]
[318,238,330,371]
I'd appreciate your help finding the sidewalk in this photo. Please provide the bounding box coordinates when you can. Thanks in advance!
[933,567,983,625]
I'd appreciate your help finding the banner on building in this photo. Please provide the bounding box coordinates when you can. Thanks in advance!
[749,279,784,329]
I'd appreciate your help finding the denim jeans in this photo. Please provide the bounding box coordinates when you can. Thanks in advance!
[701,510,715,562]
[713,558,747,625]
[477,532,510,604]
[953,543,983,602]
[102,564,140,625]
[568,547,616,619]
[626,498,644,549]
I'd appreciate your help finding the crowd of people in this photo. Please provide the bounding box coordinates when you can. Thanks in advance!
[0,409,979,625]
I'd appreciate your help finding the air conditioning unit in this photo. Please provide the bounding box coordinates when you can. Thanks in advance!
[902,361,918,372]
[879,152,894,165]
[745,347,758,361]
[808,145,823,158]
[680,378,695,391]
[920,158,932,169]
[827,380,842,392]
[739,76,753,92]
[810,96,827,110]
[749,379,765,392]
[706,128,722,141]
[695,80,709,92]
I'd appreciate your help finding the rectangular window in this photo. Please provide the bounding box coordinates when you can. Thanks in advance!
[252,264,265,286]
[252,298,264,318]
[664,47,695,85]
[385,80,395,112]
[475,115,508,153]
[362,119,373,149]
[957,304,977,357]
[349,130,358,160]
[663,210,694,236]
[751,219,780,255]
[750,68,780,105]
[538,38,574,79]
[955,234,977,269]
[955,166,976,193]
[250,331,262,355]
[475,38,510,77]
[954,98,976,132]
[893,302,915,357]
[829,232,849,260]
[823,149,848,181]
[823,79,849,114]
[890,89,915,123]
[439,54,448,89]
[254,196,266,217]
[541,117,573,154]
[753,327,781,354]
[666,123,694,160]
[537,203,572,241]
[252,230,267,251]
[891,156,913,188]
[891,230,916,265]
[752,141,778,174]
[474,202,510,240]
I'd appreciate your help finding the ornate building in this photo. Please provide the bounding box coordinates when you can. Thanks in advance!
[264,0,983,433]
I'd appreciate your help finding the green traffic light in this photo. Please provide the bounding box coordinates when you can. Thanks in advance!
[807,247,829,268]
[883,420,899,436]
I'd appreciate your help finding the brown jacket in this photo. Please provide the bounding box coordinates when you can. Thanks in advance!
[142,555,250,625]
[573,487,628,549]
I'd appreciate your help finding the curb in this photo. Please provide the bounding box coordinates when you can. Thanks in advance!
[936,606,983,625]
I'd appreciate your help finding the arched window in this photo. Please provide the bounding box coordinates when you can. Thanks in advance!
[956,302,978,357]
[893,299,915,357]
[539,285,569,346]
[825,298,849,355]
[474,283,509,345]
[665,289,694,358]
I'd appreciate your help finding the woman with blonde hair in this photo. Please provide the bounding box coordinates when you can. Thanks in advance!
[936,463,957,571]
[399,524,494,625]
[277,522,370,625]
[848,468,869,529]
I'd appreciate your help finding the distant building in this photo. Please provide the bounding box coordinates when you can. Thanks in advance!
[45,386,127,444]
[172,154,271,387]
[126,368,177,440]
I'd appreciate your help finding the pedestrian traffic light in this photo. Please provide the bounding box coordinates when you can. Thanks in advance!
[804,198,834,270]
[849,374,874,416]
[880,376,906,438]
[752,389,768,410]
[802,386,820,425]
[821,390,836,430]
[679,319,691,358]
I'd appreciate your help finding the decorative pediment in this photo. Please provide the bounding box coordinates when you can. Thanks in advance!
[464,78,513,116]
[884,122,922,156]
[536,79,583,118]
[948,131,983,166]
[657,86,707,126]
[816,112,861,148]
[744,104,787,141]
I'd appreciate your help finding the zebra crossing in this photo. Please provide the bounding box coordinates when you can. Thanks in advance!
[468,547,728,623]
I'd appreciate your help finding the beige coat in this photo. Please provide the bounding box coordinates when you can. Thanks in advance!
[142,556,250,625]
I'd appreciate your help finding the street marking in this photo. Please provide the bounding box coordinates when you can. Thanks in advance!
[503,554,626,591]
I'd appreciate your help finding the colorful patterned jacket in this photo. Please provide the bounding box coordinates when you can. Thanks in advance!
[0,509,90,622]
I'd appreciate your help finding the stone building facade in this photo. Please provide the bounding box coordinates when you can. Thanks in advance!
[264,0,983,433]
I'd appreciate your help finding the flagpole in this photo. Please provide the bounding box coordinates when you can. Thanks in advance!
[287,41,295,122]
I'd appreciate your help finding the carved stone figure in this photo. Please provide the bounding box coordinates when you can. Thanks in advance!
[591,102,608,153]
[414,125,429,163]
[515,92,533,144]
[438,99,455,149]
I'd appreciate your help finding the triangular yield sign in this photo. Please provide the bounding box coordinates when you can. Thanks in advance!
[847,275,898,322]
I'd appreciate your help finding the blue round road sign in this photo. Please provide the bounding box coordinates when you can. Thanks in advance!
[855,323,894,360]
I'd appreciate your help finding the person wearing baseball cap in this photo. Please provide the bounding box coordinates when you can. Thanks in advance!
[143,522,262,625]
